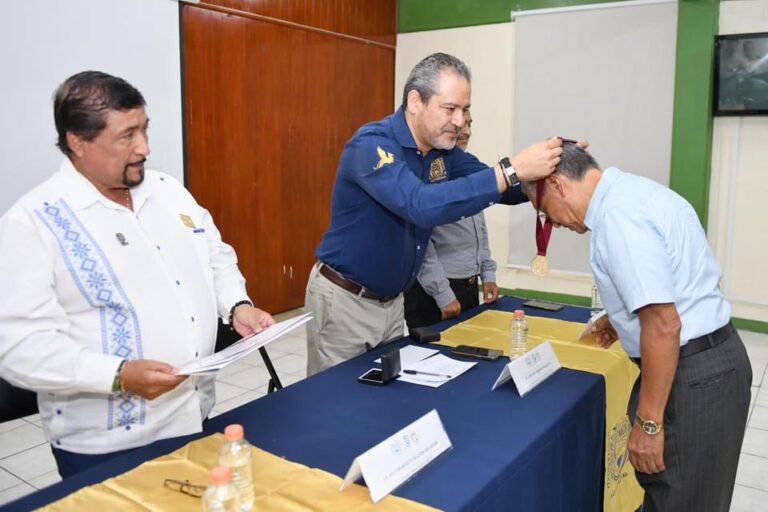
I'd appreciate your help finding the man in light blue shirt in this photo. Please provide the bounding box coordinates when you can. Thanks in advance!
[526,143,751,512]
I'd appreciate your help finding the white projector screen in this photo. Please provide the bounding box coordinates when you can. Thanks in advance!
[0,0,183,215]
[509,0,678,275]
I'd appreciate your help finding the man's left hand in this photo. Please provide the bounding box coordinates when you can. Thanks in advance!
[232,305,275,337]
[628,421,666,474]
[483,282,499,304]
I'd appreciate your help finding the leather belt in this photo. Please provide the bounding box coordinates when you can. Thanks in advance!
[630,321,734,366]
[317,263,396,303]
[448,275,478,286]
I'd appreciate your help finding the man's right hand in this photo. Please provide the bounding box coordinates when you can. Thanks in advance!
[591,314,619,348]
[511,138,564,182]
[440,300,462,320]
[121,360,188,400]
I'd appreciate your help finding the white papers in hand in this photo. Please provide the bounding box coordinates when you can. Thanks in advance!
[398,353,476,388]
[176,313,312,375]
[578,309,608,340]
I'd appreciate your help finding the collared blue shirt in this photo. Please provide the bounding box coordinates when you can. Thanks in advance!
[316,107,526,296]
[585,167,731,357]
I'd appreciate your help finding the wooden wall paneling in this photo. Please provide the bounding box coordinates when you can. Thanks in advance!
[196,0,397,46]
[182,1,396,313]
[184,9,287,312]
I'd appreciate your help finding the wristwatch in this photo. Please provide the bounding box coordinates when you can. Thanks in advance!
[635,413,663,435]
[499,157,520,188]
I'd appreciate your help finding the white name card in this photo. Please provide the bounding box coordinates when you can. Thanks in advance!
[491,341,561,396]
[340,409,452,503]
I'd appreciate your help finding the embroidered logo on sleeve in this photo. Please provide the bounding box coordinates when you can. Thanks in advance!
[429,157,447,182]
[374,146,395,170]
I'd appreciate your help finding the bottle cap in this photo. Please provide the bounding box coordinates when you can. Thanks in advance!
[210,466,232,485]
[514,309,525,319]
[224,424,244,441]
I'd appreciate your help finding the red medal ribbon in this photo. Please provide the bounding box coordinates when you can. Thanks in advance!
[535,179,553,257]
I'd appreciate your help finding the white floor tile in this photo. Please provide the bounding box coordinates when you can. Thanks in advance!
[22,414,42,427]
[272,308,305,323]
[742,331,768,358]
[270,336,307,355]
[238,349,288,368]
[271,354,307,375]
[215,361,252,379]
[0,423,46,460]
[213,389,265,414]
[742,428,768,459]
[757,388,768,408]
[0,482,36,507]
[0,443,56,482]
[0,468,21,493]
[0,420,26,435]
[28,470,61,490]
[750,358,767,388]
[279,372,306,388]
[217,366,272,391]
[731,484,768,512]
[213,381,248,404]
[750,406,768,431]
[736,452,768,492]
[762,364,768,390]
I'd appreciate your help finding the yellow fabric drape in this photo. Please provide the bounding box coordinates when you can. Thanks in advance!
[439,310,644,512]
[40,434,439,512]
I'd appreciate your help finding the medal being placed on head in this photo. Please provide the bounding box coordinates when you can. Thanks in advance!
[531,180,553,277]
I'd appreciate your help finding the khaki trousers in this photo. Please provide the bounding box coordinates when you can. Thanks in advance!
[304,265,404,376]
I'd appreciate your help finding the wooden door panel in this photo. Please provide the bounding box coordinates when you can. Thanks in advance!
[182,2,395,313]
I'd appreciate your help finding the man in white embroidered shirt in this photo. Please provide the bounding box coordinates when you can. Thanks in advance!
[0,71,274,478]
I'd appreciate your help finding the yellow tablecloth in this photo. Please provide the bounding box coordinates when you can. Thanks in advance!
[39,433,439,512]
[439,310,643,512]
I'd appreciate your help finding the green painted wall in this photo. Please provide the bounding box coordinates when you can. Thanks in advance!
[399,0,719,227]
[669,0,719,227]
[399,0,623,33]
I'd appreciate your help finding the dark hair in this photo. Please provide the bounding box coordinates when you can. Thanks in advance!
[555,143,600,180]
[401,53,471,108]
[54,71,146,156]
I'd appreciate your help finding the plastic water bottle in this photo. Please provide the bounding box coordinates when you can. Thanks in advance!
[509,309,529,359]
[202,467,241,512]
[591,284,604,316]
[219,424,254,511]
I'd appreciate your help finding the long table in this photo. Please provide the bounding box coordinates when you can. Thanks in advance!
[4,297,604,511]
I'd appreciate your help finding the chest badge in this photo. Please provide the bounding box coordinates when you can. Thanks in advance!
[429,157,447,182]
[374,146,395,170]
[179,214,196,229]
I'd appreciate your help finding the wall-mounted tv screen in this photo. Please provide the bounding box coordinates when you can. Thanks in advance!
[714,32,768,116]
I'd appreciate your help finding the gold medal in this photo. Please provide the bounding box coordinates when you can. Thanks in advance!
[531,255,550,277]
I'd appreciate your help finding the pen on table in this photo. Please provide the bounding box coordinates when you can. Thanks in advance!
[402,369,452,379]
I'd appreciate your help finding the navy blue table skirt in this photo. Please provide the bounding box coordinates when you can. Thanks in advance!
[4,297,604,511]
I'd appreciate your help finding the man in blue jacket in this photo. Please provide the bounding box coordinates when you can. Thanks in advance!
[305,53,563,375]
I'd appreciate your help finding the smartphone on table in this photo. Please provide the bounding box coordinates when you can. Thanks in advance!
[450,345,503,361]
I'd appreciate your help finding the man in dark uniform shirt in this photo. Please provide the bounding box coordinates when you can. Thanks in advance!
[305,53,563,375]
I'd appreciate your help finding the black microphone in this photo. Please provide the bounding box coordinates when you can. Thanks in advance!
[115,233,128,246]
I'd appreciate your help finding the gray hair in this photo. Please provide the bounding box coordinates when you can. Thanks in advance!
[401,53,471,108]
[520,142,599,197]
[555,142,600,180]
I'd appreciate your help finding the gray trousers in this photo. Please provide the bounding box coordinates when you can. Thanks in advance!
[628,328,752,512]
[304,265,404,376]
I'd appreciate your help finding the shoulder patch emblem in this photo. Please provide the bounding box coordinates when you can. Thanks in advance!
[374,146,395,170]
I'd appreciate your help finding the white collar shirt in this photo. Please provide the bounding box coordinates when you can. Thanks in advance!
[0,158,250,454]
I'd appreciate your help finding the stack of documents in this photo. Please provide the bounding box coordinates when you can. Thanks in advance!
[379,345,476,388]
[177,313,312,375]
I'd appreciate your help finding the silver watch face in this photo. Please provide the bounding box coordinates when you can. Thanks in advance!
[642,421,661,435]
